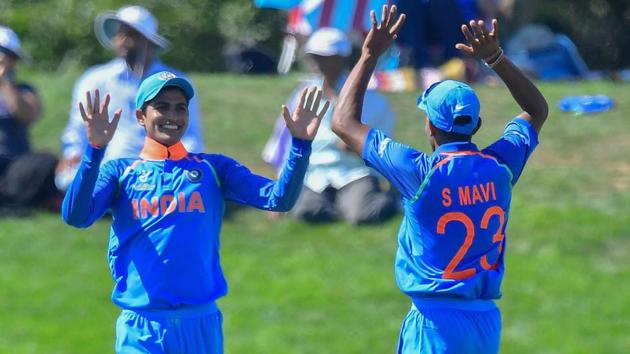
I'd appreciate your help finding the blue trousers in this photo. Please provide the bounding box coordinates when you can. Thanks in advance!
[397,299,501,354]
[115,303,223,354]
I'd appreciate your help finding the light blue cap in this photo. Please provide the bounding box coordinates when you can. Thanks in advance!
[417,80,480,135]
[135,71,194,109]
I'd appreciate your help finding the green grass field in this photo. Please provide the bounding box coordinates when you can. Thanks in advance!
[0,70,628,354]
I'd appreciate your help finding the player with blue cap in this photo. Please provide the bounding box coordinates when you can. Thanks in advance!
[62,71,330,353]
[332,5,549,353]
[417,80,481,135]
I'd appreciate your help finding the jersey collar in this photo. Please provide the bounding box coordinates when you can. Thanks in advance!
[140,137,188,161]
[433,141,479,156]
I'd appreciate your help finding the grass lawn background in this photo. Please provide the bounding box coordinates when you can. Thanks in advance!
[0,70,628,353]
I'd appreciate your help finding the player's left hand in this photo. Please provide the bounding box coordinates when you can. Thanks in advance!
[282,86,329,141]
[456,19,501,61]
[362,5,406,60]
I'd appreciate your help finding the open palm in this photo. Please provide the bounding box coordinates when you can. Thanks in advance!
[455,19,501,61]
[282,86,330,141]
[78,89,122,148]
[362,5,406,59]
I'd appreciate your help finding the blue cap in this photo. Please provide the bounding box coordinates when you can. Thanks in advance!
[135,71,194,109]
[417,80,480,135]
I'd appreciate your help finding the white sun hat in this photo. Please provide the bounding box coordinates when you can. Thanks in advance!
[94,5,171,53]
[304,27,352,57]
[0,25,29,60]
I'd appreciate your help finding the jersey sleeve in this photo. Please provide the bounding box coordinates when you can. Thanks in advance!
[61,145,119,228]
[482,118,540,185]
[210,137,312,212]
[362,128,428,199]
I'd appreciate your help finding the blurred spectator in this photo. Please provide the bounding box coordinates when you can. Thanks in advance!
[393,0,519,87]
[0,26,60,215]
[55,5,204,191]
[263,28,398,225]
[394,0,472,87]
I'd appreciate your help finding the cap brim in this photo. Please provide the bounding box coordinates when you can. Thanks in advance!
[163,78,194,101]
[141,77,195,108]
[94,13,171,54]
[417,96,427,111]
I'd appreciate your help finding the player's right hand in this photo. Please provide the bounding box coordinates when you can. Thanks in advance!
[362,5,406,60]
[78,89,122,148]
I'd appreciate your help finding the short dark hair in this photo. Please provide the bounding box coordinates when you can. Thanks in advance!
[433,116,481,142]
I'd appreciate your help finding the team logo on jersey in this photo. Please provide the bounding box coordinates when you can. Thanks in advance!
[133,170,155,191]
[138,170,152,182]
[186,168,203,182]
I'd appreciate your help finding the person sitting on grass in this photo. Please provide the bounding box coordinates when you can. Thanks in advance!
[62,71,329,353]
[263,27,399,225]
[0,25,61,215]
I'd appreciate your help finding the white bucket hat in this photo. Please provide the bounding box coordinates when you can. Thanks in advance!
[304,27,351,57]
[94,5,171,53]
[0,25,29,60]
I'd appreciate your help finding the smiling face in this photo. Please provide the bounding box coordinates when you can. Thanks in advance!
[136,87,189,146]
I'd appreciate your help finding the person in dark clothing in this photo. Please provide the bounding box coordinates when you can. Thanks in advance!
[0,25,60,215]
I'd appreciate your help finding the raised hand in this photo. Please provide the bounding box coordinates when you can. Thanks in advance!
[78,89,122,148]
[456,19,501,61]
[282,86,330,141]
[362,5,406,59]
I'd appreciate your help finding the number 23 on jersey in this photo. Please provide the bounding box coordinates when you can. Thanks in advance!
[437,206,506,281]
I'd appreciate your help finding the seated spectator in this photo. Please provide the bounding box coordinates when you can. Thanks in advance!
[0,25,60,215]
[263,28,399,225]
[55,5,204,191]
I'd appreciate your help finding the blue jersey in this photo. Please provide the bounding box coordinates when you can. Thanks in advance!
[363,118,538,300]
[62,137,311,310]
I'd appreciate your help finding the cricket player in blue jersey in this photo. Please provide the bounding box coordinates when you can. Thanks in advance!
[332,6,549,353]
[61,71,329,353]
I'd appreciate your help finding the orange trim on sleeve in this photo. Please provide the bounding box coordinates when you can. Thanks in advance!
[140,138,188,161]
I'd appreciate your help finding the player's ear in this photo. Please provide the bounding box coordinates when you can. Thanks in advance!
[472,117,482,135]
[425,117,437,137]
[135,108,145,127]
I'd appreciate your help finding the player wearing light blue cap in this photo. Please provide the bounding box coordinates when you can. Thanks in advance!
[62,71,329,353]
[332,6,549,353]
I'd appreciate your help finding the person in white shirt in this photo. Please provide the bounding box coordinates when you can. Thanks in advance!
[263,28,398,225]
[55,5,203,191]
